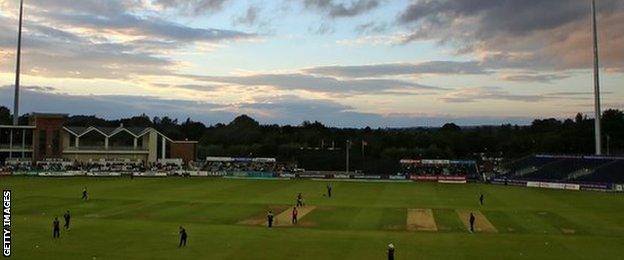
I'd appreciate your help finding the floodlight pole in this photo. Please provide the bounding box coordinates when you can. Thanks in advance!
[346,140,351,174]
[591,0,602,155]
[13,0,24,126]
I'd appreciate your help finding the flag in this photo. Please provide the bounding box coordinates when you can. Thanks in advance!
[361,140,368,155]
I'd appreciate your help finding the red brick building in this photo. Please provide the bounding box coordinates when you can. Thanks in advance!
[1,113,198,165]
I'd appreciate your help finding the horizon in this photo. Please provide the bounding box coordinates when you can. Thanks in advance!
[2,104,617,129]
[0,0,623,127]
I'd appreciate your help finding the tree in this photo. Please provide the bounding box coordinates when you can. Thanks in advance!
[603,109,624,154]
[229,115,259,128]
[575,113,584,124]
[1,105,622,173]
[441,123,461,132]
[0,107,11,125]
[120,114,153,127]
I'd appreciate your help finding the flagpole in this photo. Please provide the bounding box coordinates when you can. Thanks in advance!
[361,140,365,174]
[361,140,365,156]
[346,140,350,174]
[591,0,602,155]
[13,0,24,126]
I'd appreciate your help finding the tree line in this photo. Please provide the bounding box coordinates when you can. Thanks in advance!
[1,106,623,174]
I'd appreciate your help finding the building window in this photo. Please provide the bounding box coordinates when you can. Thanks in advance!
[52,130,60,155]
[38,130,46,156]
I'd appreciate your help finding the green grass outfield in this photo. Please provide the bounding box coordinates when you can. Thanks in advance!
[3,177,624,259]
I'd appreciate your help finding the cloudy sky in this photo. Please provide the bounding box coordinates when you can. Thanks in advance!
[0,0,622,127]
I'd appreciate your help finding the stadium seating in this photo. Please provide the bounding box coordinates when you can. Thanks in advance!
[574,160,624,183]
[199,157,291,175]
[504,155,624,184]
[400,159,479,178]
[505,156,558,177]
[518,158,606,181]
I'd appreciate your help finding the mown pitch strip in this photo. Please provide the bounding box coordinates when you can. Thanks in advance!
[274,206,317,227]
[456,210,497,233]
[407,209,438,231]
[238,205,289,226]
[238,206,317,227]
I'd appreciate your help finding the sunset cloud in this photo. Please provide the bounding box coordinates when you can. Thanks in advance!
[0,0,621,126]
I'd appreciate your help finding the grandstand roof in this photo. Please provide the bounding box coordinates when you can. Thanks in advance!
[64,126,89,136]
[63,126,151,138]
[126,127,149,136]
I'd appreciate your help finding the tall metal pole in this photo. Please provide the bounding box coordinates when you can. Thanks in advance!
[13,0,24,126]
[21,129,26,158]
[9,130,13,159]
[345,140,350,174]
[591,0,602,155]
